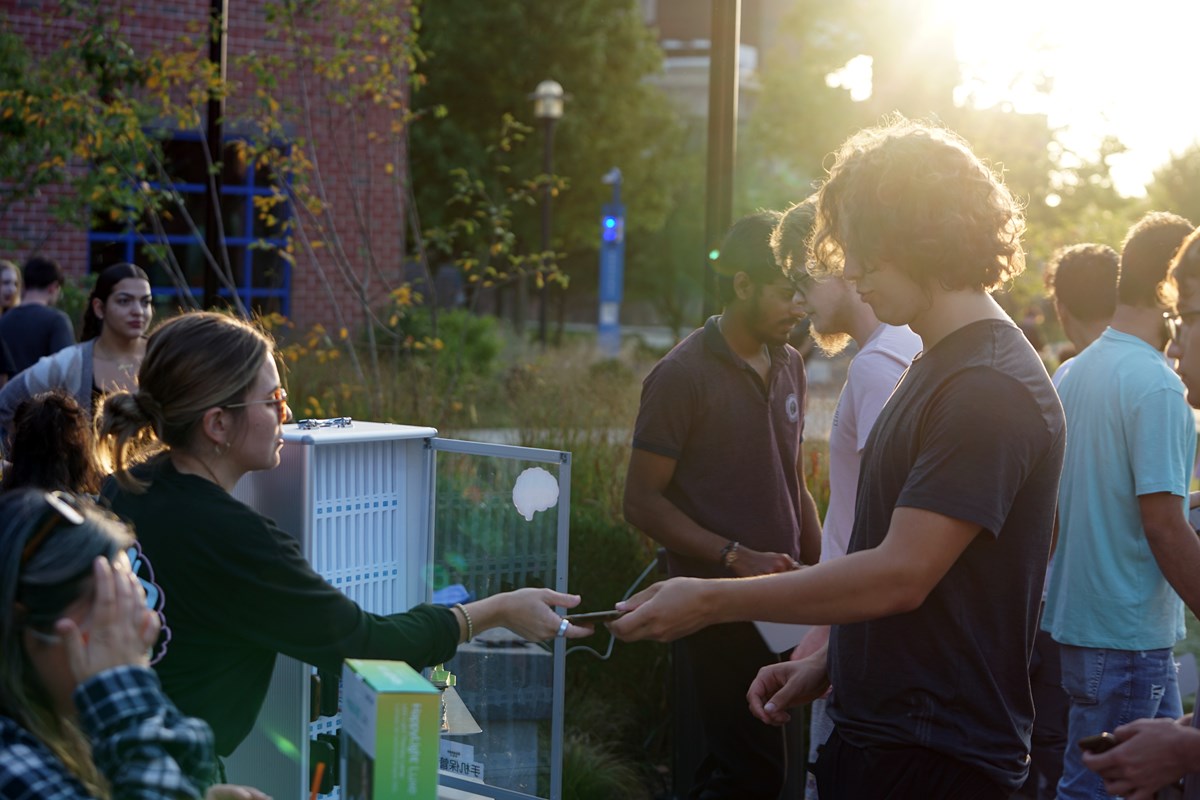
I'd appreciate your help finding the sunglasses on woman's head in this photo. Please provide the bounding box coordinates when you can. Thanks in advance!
[21,491,85,567]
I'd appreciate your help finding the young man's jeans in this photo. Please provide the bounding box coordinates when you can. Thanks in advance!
[1057,644,1181,799]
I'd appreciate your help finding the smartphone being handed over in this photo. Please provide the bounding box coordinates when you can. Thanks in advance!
[564,609,626,623]
[1078,732,1119,754]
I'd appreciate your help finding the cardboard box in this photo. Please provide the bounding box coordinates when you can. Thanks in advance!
[341,659,440,800]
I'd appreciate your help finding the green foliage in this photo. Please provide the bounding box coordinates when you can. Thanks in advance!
[410,0,687,253]
[1147,143,1200,226]
[422,114,569,295]
[561,730,653,800]
[0,1,219,248]
[737,0,874,214]
[58,272,97,340]
[564,503,669,790]
[388,307,503,376]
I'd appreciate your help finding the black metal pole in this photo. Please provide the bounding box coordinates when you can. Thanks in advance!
[539,116,556,346]
[202,0,228,309]
[702,0,740,320]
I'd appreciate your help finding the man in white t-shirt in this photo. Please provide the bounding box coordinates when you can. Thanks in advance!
[769,197,921,798]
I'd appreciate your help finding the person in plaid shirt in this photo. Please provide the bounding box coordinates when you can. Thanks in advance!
[0,489,262,799]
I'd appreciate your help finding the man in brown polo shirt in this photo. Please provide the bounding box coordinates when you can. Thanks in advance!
[623,210,821,799]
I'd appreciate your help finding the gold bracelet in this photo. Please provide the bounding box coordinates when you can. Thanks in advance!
[454,603,474,642]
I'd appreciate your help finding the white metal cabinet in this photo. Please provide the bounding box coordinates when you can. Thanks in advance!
[225,422,569,800]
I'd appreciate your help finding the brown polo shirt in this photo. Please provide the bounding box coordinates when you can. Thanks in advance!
[632,316,807,578]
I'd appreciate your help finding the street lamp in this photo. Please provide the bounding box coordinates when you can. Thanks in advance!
[531,79,564,345]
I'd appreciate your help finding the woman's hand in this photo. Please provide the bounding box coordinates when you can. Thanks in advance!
[59,555,159,682]
[468,588,593,641]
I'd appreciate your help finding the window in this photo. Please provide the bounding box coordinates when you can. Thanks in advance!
[87,133,291,316]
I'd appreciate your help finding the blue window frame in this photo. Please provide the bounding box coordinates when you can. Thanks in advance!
[87,132,292,316]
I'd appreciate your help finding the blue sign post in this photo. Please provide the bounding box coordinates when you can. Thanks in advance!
[598,168,625,357]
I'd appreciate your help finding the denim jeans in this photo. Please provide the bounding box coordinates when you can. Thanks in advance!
[1057,644,1181,799]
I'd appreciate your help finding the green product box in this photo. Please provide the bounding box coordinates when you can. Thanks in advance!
[341,659,440,800]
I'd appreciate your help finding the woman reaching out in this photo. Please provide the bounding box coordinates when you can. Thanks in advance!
[95,311,591,773]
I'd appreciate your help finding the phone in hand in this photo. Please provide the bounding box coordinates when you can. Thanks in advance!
[564,609,626,623]
[1078,732,1119,754]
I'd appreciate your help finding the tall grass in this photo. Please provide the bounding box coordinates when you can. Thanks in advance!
[282,325,835,797]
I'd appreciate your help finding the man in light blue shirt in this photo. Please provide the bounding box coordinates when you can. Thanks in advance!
[1044,211,1200,799]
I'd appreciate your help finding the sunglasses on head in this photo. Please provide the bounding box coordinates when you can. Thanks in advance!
[21,491,85,568]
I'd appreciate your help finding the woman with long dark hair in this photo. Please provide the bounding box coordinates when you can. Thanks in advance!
[95,311,591,772]
[0,263,152,452]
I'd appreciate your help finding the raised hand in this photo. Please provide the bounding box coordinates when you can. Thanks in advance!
[59,554,160,682]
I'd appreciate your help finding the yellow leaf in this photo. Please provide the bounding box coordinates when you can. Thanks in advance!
[384,163,394,175]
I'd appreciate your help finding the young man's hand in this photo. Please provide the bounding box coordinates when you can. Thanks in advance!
[746,657,830,726]
[609,577,716,642]
[1082,717,1200,800]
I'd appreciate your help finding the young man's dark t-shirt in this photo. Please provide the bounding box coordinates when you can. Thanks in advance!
[827,318,1065,789]
[0,304,75,374]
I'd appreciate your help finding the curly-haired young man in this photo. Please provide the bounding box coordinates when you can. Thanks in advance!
[611,118,1066,799]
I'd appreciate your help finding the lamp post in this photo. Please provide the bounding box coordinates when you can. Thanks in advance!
[531,79,564,346]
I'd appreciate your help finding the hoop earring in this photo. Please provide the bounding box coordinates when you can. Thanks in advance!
[214,442,228,457]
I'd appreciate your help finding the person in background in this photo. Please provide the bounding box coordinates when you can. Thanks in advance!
[623,210,820,799]
[0,257,74,376]
[94,311,592,779]
[0,488,213,798]
[1044,243,1120,384]
[770,196,921,798]
[1,391,101,494]
[0,263,152,452]
[1044,211,1200,799]
[1014,242,1120,800]
[612,118,1065,799]
[0,261,20,315]
[0,261,19,387]
[1084,225,1200,800]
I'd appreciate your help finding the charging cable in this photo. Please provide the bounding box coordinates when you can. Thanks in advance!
[565,554,661,661]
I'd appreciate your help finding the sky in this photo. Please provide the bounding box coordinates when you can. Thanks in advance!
[825,0,1200,196]
[940,0,1200,197]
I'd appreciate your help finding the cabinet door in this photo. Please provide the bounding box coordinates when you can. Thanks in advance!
[427,437,570,800]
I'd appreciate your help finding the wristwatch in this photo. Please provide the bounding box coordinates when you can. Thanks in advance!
[719,540,740,572]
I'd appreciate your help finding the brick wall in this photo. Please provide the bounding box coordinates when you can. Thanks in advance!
[1,0,410,331]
